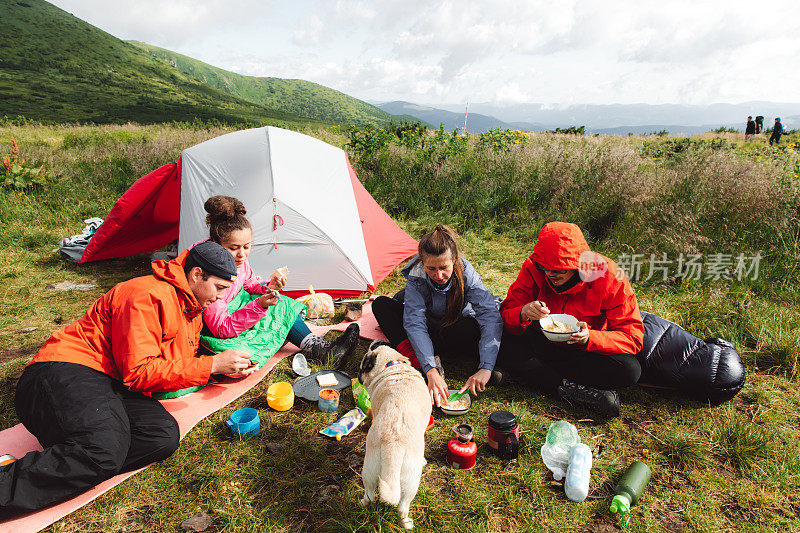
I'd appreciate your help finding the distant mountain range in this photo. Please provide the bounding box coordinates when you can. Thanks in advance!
[378,101,800,135]
[377,101,544,132]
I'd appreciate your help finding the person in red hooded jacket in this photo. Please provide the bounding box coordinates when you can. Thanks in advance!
[497,222,643,417]
[0,241,253,515]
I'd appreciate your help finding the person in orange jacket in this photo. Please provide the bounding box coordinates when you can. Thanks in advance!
[0,241,251,514]
[497,222,643,417]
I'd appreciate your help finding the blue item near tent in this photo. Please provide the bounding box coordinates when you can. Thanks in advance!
[226,408,261,438]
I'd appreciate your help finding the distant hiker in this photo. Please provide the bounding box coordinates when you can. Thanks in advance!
[745,116,756,140]
[755,115,764,134]
[0,242,249,514]
[769,117,784,145]
[496,222,643,418]
[200,195,359,367]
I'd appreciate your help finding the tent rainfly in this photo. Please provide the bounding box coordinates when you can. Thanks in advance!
[80,126,418,297]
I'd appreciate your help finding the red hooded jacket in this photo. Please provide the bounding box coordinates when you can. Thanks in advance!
[31,250,213,392]
[500,222,644,355]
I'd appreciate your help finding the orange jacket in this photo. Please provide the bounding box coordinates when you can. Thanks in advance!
[500,222,644,355]
[31,250,213,392]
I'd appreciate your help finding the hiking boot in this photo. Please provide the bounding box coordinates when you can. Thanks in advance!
[434,356,445,379]
[325,323,360,369]
[556,380,620,418]
[490,366,505,386]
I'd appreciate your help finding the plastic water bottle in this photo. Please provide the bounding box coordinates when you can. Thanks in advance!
[610,461,651,522]
[564,443,592,502]
[540,420,580,480]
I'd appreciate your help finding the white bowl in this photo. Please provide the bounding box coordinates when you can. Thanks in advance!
[539,314,580,342]
[439,389,472,416]
[292,353,311,376]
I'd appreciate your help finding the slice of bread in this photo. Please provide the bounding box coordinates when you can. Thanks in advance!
[316,373,338,387]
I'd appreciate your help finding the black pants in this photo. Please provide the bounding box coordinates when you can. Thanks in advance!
[769,132,781,145]
[497,323,641,395]
[0,362,180,513]
[372,294,480,366]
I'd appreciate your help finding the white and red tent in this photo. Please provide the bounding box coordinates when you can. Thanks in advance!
[80,126,418,297]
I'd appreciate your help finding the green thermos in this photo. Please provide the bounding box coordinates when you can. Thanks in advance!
[610,461,651,522]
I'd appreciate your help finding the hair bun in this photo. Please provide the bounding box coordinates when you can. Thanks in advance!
[204,195,246,222]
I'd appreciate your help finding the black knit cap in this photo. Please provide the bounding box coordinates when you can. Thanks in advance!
[188,241,238,282]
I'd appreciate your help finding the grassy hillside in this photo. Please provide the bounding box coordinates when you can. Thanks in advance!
[1,124,799,531]
[131,42,401,126]
[0,0,316,126]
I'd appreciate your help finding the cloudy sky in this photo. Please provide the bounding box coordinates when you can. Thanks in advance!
[49,0,800,107]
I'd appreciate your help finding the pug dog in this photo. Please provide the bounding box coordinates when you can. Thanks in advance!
[358,341,432,530]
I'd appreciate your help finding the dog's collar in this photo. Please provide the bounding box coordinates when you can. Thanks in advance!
[384,360,407,369]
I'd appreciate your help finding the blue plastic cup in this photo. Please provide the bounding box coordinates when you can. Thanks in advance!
[226,408,260,438]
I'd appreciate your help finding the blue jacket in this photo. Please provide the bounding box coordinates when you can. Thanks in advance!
[401,255,503,375]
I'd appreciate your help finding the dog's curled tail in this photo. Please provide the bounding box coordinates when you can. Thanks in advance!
[377,442,404,506]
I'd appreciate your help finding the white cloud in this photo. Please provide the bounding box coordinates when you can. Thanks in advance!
[50,0,274,47]
[292,14,325,46]
[47,0,800,106]
[495,82,531,104]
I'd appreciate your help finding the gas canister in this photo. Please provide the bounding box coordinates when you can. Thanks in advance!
[446,424,477,470]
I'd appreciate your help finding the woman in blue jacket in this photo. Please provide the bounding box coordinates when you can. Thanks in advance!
[372,225,503,405]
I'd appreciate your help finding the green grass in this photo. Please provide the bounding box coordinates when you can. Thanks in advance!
[1,124,800,531]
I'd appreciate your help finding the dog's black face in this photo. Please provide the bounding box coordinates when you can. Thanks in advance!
[358,354,375,385]
[369,340,391,351]
[358,341,390,384]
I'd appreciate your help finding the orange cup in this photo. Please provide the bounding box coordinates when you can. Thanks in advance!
[266,382,294,411]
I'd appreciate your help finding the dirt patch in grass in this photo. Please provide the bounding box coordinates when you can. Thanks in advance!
[423,468,460,500]
[122,503,158,532]
[0,344,38,364]
[486,513,518,532]
[589,478,617,501]
[653,500,687,532]
[582,519,620,532]
[716,493,755,522]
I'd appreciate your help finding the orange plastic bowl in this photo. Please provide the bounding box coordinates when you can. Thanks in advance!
[267,381,294,411]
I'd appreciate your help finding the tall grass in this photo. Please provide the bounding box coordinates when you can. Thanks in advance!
[347,128,800,375]
[352,132,799,267]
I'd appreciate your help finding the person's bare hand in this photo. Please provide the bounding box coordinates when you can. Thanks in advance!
[211,350,252,375]
[257,290,280,309]
[567,321,590,346]
[463,368,492,395]
[426,368,449,407]
[238,361,260,376]
[521,300,550,322]
[267,269,287,291]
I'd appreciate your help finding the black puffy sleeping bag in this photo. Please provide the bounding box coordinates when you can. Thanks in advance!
[636,312,746,404]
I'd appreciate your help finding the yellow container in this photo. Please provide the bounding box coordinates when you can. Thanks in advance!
[267,382,294,411]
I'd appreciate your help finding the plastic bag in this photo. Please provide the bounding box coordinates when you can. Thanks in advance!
[319,408,366,440]
[297,285,334,318]
[351,378,372,418]
[540,420,580,480]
